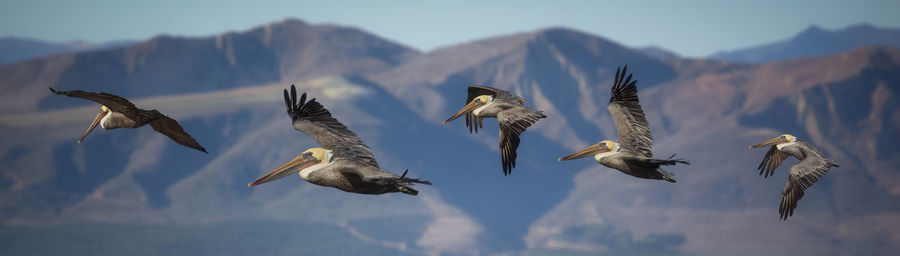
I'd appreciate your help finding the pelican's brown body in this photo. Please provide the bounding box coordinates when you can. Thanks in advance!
[247,85,430,195]
[558,66,688,182]
[443,85,546,176]
[49,87,207,153]
[749,134,839,220]
[594,152,678,181]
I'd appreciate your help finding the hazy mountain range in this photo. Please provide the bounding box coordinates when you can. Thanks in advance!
[0,37,135,65]
[1,19,898,255]
[711,23,900,62]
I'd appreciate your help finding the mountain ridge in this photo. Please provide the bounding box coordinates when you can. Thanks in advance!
[0,18,420,114]
[711,23,900,63]
[0,37,135,65]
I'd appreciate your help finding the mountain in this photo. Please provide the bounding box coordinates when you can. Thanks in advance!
[636,45,680,59]
[0,18,419,114]
[1,19,900,256]
[0,37,135,65]
[711,23,900,63]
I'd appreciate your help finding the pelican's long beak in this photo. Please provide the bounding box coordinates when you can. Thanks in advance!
[559,144,605,161]
[443,100,485,124]
[248,156,320,187]
[749,136,785,149]
[78,110,107,143]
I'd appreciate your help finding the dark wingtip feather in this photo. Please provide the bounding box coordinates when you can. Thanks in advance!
[48,87,66,95]
[663,175,676,183]
[283,89,291,113]
[291,85,298,104]
[615,66,622,84]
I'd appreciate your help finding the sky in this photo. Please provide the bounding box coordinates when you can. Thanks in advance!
[1,0,899,57]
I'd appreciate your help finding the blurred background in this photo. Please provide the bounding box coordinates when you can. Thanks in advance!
[1,0,899,255]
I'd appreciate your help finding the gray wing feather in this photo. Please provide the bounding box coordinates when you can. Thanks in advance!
[607,66,653,158]
[49,87,139,119]
[497,106,545,175]
[285,85,378,167]
[468,85,526,105]
[778,142,837,220]
[758,146,789,178]
[147,111,207,153]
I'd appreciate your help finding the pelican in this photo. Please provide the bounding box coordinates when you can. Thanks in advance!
[49,87,207,153]
[558,66,688,182]
[443,85,546,175]
[248,85,431,195]
[749,134,839,220]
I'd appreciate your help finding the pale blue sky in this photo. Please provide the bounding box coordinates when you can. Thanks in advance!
[1,0,898,57]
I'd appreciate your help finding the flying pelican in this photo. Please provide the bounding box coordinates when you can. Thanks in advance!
[49,87,207,153]
[749,134,839,220]
[248,85,431,195]
[443,85,546,175]
[558,66,688,182]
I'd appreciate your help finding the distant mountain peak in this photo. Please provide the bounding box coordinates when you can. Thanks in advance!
[636,45,680,59]
[797,24,828,36]
[534,26,588,36]
[263,17,310,30]
[711,23,900,63]
[532,26,616,43]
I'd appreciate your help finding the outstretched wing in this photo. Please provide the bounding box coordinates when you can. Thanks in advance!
[778,142,835,220]
[49,87,138,119]
[607,66,653,158]
[757,145,790,178]
[497,106,545,176]
[147,111,207,153]
[467,85,526,105]
[284,85,378,167]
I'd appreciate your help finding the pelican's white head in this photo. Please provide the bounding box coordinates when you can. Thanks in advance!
[443,94,494,123]
[749,134,797,149]
[558,140,619,162]
[782,134,797,143]
[248,147,332,187]
[78,105,111,143]
[471,95,494,115]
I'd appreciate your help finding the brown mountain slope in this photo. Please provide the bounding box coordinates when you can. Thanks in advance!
[0,18,418,114]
